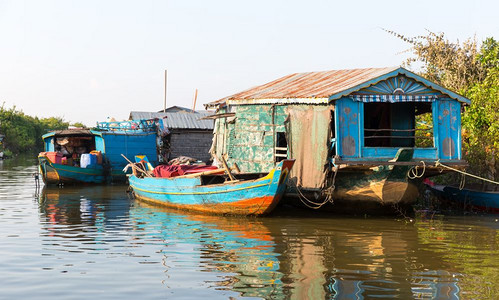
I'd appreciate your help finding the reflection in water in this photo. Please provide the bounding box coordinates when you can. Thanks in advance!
[0,163,497,299]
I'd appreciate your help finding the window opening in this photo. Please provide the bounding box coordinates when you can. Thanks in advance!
[275,132,288,162]
[364,102,434,148]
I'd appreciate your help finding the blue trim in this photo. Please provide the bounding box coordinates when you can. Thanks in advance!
[328,68,471,105]
[42,132,56,139]
[362,147,438,160]
[359,101,364,151]
[334,106,340,157]
[432,101,439,151]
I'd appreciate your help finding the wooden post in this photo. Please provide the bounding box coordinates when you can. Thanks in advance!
[192,89,198,111]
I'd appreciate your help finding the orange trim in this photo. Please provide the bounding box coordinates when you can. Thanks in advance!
[134,194,280,216]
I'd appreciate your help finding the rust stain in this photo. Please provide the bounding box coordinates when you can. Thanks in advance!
[209,67,398,106]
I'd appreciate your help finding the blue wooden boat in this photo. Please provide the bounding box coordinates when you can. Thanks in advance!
[39,120,160,185]
[427,182,499,213]
[128,159,295,216]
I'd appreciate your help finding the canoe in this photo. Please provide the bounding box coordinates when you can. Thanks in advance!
[427,182,499,213]
[128,159,295,216]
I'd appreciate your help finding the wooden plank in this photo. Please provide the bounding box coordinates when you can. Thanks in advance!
[333,159,468,166]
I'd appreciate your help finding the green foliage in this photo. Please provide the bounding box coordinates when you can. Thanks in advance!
[385,29,485,94]
[388,31,499,180]
[71,122,87,128]
[0,103,69,154]
[2,149,13,157]
[462,40,499,179]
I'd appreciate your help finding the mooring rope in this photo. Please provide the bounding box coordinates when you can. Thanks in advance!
[435,160,499,185]
[408,160,426,179]
[290,168,337,210]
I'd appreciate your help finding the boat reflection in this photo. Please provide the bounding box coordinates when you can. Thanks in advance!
[130,202,283,298]
[39,185,131,236]
[37,186,496,298]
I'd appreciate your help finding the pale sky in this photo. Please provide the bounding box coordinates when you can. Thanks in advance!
[1,0,498,126]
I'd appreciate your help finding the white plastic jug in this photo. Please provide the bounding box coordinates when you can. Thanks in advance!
[80,154,91,168]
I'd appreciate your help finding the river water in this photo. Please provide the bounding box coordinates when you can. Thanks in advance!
[0,156,498,299]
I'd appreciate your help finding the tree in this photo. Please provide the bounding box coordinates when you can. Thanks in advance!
[0,103,71,154]
[387,30,499,180]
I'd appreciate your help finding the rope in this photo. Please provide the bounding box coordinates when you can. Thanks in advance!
[289,168,337,210]
[459,173,466,190]
[408,160,426,179]
[435,160,499,185]
[292,180,330,209]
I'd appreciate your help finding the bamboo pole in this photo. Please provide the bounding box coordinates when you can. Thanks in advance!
[121,154,152,177]
[220,154,236,181]
[174,168,225,179]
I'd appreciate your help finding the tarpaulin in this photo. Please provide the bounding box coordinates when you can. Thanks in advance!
[153,165,220,178]
[285,105,332,189]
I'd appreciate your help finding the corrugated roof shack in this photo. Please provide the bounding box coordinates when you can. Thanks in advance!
[206,67,470,210]
[130,109,214,163]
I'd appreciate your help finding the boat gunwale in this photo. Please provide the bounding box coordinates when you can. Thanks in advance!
[128,170,278,195]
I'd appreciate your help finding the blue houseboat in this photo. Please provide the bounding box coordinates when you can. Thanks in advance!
[39,120,160,185]
[205,67,470,211]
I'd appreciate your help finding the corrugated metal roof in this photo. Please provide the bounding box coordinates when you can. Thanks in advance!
[209,67,398,106]
[207,67,471,107]
[129,111,214,130]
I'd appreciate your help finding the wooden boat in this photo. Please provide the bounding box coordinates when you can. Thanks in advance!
[427,182,499,213]
[39,120,159,185]
[128,159,295,216]
[38,155,106,184]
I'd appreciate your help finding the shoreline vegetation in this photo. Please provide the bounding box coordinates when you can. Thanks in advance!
[0,103,84,157]
[1,32,497,182]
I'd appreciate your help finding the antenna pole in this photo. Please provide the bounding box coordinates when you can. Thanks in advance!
[163,70,167,112]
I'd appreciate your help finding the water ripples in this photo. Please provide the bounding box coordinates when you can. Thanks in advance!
[1,157,498,299]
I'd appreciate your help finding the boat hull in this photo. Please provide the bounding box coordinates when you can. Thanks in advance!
[332,168,419,205]
[38,156,106,185]
[129,160,295,216]
[428,184,499,213]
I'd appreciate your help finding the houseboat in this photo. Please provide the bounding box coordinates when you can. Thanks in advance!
[39,119,161,185]
[205,67,470,211]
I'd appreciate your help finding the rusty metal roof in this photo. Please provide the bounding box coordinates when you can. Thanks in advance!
[206,67,471,107]
[208,67,398,106]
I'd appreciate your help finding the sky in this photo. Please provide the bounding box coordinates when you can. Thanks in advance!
[0,0,498,126]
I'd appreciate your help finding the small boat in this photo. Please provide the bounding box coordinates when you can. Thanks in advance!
[38,120,160,185]
[426,181,499,213]
[128,159,295,216]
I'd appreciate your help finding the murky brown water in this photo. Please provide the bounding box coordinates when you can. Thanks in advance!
[1,156,498,299]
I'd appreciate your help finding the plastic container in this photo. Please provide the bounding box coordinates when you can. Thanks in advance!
[90,150,103,164]
[40,152,62,164]
[80,153,93,168]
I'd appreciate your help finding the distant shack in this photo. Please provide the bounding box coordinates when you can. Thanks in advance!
[130,106,214,163]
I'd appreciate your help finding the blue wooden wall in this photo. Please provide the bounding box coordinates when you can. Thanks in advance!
[335,97,362,158]
[102,132,158,171]
[435,100,461,160]
[334,75,463,161]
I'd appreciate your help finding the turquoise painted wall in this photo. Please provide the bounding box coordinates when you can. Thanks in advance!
[215,104,288,173]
